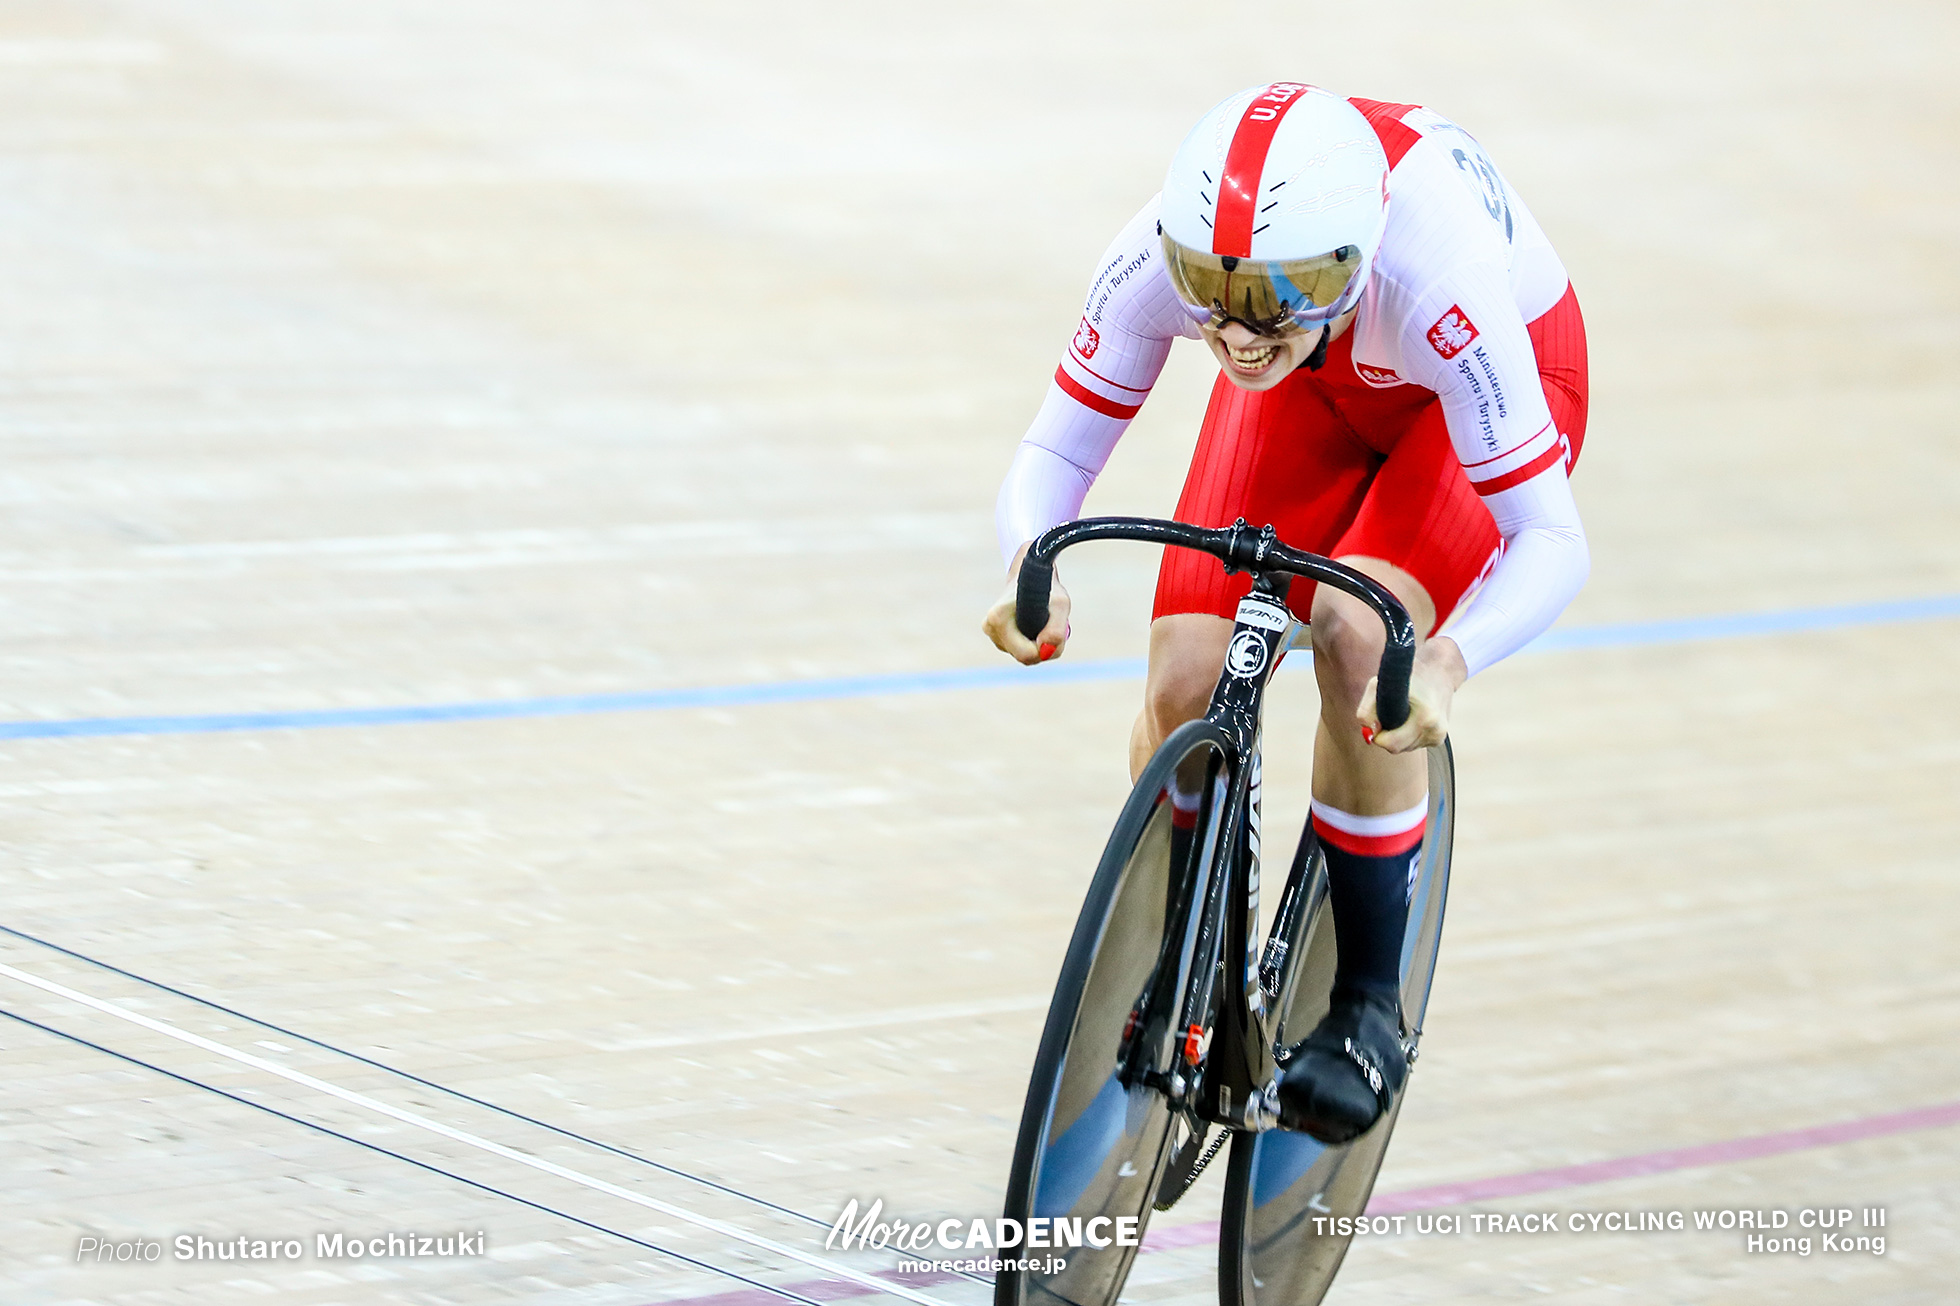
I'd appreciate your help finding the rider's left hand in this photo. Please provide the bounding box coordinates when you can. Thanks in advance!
[1357,636,1468,754]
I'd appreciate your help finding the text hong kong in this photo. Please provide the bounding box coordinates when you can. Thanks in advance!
[826,1201,1140,1253]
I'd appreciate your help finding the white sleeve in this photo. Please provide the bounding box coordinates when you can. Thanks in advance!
[994,406,1106,555]
[994,199,1191,564]
[1442,465,1589,676]
[1389,262,1588,674]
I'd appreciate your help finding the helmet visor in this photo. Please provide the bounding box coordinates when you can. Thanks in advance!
[1161,236,1365,332]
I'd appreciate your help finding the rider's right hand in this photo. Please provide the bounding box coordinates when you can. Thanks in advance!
[982,542,1072,665]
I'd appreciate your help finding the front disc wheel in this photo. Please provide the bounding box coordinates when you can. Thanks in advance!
[997,720,1230,1306]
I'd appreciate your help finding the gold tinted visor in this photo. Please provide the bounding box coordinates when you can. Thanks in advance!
[1162,236,1364,331]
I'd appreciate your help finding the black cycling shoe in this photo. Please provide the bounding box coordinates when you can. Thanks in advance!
[1276,985,1409,1145]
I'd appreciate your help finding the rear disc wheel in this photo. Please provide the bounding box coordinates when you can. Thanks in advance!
[1217,741,1457,1306]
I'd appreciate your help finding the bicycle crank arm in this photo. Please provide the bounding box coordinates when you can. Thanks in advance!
[1204,1076,1284,1133]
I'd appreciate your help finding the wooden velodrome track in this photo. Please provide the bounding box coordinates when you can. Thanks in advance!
[2,2,1955,1303]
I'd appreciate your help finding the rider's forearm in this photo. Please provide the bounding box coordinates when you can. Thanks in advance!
[1445,468,1589,676]
[994,416,1108,565]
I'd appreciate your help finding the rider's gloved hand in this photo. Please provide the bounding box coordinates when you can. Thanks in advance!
[1357,636,1467,753]
[982,542,1072,665]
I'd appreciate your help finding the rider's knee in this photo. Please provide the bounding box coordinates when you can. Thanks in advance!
[1145,656,1214,739]
[1308,597,1387,707]
[1144,619,1226,741]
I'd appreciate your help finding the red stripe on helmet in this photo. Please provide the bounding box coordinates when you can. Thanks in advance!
[1212,83,1314,257]
[1348,98,1424,168]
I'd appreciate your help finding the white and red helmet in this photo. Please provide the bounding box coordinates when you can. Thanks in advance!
[1160,83,1390,331]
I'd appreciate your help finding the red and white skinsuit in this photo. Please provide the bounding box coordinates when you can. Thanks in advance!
[995,99,1591,676]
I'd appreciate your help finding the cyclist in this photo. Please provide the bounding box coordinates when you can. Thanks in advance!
[982,83,1589,1144]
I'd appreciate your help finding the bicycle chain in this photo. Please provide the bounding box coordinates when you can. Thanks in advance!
[1153,1124,1232,1211]
[1189,1127,1232,1180]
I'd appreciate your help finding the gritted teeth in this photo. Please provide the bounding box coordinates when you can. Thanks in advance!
[1227,343,1279,369]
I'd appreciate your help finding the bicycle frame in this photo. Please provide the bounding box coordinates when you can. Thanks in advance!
[1014,517,1419,1139]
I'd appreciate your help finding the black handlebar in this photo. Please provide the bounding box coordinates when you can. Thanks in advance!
[1014,516,1418,732]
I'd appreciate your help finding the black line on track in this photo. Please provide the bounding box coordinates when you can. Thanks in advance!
[0,1006,833,1306]
[0,922,825,1224]
[0,922,993,1291]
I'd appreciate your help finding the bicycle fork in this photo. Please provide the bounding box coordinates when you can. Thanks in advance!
[1146,575,1296,1134]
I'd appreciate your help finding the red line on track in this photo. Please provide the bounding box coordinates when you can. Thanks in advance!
[1141,1097,1960,1251]
[650,1099,1959,1303]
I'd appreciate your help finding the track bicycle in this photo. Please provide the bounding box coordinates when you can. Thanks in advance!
[996,516,1456,1306]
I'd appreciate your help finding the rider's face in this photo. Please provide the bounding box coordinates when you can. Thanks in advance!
[1200,317,1324,391]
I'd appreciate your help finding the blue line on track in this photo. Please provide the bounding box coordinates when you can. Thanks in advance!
[1522,592,1960,652]
[1,593,1955,742]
